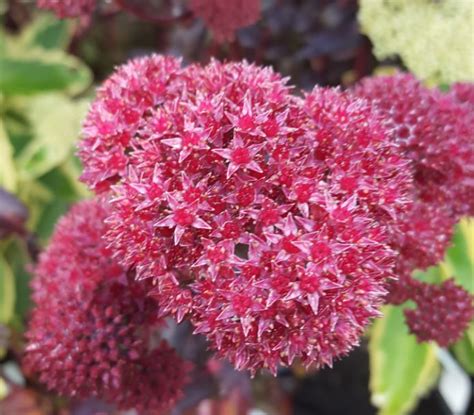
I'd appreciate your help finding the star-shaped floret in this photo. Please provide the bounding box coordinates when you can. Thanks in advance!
[161,121,210,163]
[225,92,269,134]
[192,239,239,280]
[245,196,293,228]
[212,135,264,179]
[154,193,211,244]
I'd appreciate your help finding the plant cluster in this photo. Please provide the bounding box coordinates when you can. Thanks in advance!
[22,54,474,412]
[1,1,473,414]
[353,74,474,343]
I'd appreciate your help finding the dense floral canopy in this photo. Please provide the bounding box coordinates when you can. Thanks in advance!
[78,55,415,373]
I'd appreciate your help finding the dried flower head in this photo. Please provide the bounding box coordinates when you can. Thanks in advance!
[37,0,96,18]
[190,0,261,42]
[80,56,412,374]
[24,199,191,411]
[404,279,474,347]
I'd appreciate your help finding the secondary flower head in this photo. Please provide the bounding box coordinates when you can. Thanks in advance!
[24,199,191,411]
[37,0,96,18]
[404,279,474,347]
[449,82,474,216]
[81,56,412,374]
[353,74,473,281]
[354,74,473,217]
[190,0,261,42]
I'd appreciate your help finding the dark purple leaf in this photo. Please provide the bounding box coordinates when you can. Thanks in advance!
[0,188,28,238]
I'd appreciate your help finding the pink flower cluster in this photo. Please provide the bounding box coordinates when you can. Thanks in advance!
[79,55,414,374]
[29,54,473,395]
[24,199,192,411]
[353,74,474,345]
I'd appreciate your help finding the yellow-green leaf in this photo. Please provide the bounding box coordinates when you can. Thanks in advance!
[369,305,440,415]
[19,14,72,50]
[0,376,8,400]
[17,94,89,179]
[452,324,474,374]
[0,119,17,192]
[0,253,15,325]
[1,19,91,96]
[444,218,474,373]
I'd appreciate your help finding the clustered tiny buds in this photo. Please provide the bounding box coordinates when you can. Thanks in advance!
[24,199,192,412]
[404,279,474,347]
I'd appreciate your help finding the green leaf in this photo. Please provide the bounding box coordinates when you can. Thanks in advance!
[0,252,15,325]
[2,108,32,156]
[369,305,440,415]
[452,324,474,374]
[1,17,91,96]
[16,180,53,230]
[412,265,443,285]
[0,119,17,192]
[442,218,474,293]
[20,14,72,50]
[39,159,89,201]
[36,199,70,241]
[444,218,474,373]
[17,94,89,179]
[4,241,32,320]
[0,55,91,96]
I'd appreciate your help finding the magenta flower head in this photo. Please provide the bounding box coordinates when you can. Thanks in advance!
[353,74,474,219]
[450,82,474,107]
[449,82,474,216]
[37,0,96,18]
[24,199,192,411]
[352,75,474,347]
[79,55,412,374]
[353,74,474,282]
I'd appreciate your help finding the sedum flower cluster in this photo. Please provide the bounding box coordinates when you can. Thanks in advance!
[79,54,413,375]
[353,74,474,345]
[24,199,192,412]
[358,0,474,84]
[404,278,474,347]
[25,54,474,410]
